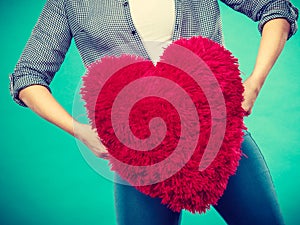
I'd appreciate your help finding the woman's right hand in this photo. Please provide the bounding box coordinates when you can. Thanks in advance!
[73,121,109,159]
[18,85,109,159]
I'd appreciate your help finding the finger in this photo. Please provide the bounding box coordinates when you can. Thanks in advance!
[98,152,110,159]
[243,108,252,117]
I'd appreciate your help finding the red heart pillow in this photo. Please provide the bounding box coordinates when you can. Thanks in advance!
[80,36,246,213]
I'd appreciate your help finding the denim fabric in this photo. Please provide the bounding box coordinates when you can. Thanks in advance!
[114,130,285,225]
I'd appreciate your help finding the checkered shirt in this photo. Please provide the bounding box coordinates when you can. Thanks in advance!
[9,0,298,106]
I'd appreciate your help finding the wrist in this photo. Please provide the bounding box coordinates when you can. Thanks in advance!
[72,120,82,138]
[246,74,265,91]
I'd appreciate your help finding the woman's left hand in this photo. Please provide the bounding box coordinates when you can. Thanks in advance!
[242,76,263,116]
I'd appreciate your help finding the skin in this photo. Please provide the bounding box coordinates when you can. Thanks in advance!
[242,18,291,115]
[18,18,291,159]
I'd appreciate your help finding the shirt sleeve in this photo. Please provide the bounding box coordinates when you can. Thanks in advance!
[9,0,72,107]
[220,0,298,39]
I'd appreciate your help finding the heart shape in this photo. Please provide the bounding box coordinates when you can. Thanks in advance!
[80,36,245,213]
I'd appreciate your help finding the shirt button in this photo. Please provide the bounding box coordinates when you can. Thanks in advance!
[131,30,136,35]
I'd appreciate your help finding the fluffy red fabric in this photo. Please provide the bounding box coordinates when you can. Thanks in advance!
[81,36,246,213]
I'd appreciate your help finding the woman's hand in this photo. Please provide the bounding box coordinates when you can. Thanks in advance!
[241,18,290,116]
[73,121,109,159]
[18,85,109,159]
[242,75,262,116]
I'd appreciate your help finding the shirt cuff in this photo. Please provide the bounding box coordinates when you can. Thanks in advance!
[258,2,299,40]
[9,73,52,107]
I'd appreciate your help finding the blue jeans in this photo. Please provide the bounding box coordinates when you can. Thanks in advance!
[114,131,285,225]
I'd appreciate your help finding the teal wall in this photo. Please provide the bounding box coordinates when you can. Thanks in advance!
[1,1,299,224]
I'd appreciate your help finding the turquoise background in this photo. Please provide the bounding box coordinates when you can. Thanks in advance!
[1,0,299,224]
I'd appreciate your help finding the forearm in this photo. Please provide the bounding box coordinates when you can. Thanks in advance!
[19,85,77,136]
[241,18,291,115]
[249,18,291,89]
[19,84,108,158]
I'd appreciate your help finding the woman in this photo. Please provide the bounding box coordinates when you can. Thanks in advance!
[9,0,298,224]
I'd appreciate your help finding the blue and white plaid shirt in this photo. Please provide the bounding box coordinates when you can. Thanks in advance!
[9,0,298,107]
